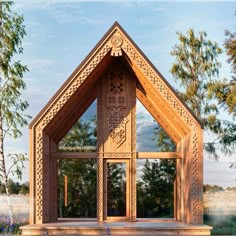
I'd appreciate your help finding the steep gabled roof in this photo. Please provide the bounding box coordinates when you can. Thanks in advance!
[30,21,202,144]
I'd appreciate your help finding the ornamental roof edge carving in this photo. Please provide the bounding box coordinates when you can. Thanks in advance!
[29,21,202,130]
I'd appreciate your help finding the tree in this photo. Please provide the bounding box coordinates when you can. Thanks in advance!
[153,124,175,152]
[221,21,236,164]
[170,29,225,159]
[218,22,236,153]
[58,118,96,151]
[7,178,20,194]
[107,162,126,216]
[206,18,236,158]
[58,158,97,218]
[0,2,29,224]
[203,184,224,193]
[137,159,176,218]
[19,181,29,195]
[58,118,97,218]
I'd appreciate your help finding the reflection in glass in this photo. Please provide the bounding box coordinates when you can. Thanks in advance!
[107,162,126,217]
[58,159,97,218]
[58,100,97,152]
[136,99,176,152]
[137,159,176,218]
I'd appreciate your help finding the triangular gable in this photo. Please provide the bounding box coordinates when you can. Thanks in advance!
[29,22,203,224]
[30,21,201,141]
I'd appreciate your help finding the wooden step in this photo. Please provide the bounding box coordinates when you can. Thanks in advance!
[21,221,212,235]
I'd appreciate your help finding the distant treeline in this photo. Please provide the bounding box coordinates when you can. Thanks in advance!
[0,179,29,195]
[204,184,236,193]
[0,180,235,195]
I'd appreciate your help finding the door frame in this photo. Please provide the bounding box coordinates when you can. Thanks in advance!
[103,159,130,221]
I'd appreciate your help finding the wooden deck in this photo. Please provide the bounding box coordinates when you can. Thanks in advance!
[21,221,212,235]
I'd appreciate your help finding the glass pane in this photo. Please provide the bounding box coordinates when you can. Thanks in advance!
[136,99,176,152]
[137,159,176,218]
[57,159,97,218]
[107,162,126,217]
[58,100,97,152]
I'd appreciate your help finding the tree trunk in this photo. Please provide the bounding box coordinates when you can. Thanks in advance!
[0,115,14,224]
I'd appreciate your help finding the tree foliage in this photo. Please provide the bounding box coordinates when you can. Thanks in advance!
[153,125,176,152]
[58,118,96,151]
[206,16,236,156]
[0,180,29,194]
[58,158,97,218]
[170,29,222,125]
[203,184,224,193]
[0,1,29,224]
[137,159,176,218]
[107,162,126,216]
[169,29,233,158]
[0,2,29,139]
[58,118,97,217]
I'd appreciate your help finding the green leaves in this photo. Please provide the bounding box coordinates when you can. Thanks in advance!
[0,2,30,140]
[0,2,29,224]
[137,159,176,217]
[58,117,97,151]
[6,153,28,181]
[169,29,234,158]
[171,29,222,119]
[153,124,175,152]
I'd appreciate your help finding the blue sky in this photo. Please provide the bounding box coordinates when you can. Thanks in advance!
[7,1,236,187]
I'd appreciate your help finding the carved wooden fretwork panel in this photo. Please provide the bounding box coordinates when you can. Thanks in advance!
[98,60,136,154]
[191,127,202,223]
[130,158,136,221]
[97,158,103,222]
[107,70,128,147]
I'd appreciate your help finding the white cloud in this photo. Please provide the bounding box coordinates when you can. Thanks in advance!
[153,7,168,12]
[24,58,54,71]
[13,2,56,11]
[15,2,103,25]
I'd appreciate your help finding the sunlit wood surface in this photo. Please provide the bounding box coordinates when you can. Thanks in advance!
[21,221,212,235]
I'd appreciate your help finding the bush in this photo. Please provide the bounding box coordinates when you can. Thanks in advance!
[204,214,236,235]
[0,221,23,235]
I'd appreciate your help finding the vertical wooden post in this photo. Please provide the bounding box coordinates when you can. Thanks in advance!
[64,175,68,207]
[97,158,103,222]
[130,157,136,221]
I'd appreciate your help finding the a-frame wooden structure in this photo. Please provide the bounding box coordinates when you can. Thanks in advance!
[22,22,211,235]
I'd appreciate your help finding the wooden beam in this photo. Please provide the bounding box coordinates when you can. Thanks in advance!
[137,152,182,159]
[136,88,181,143]
[137,80,188,138]
[51,152,97,159]
[124,53,190,138]
[52,86,97,143]
[64,175,68,207]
